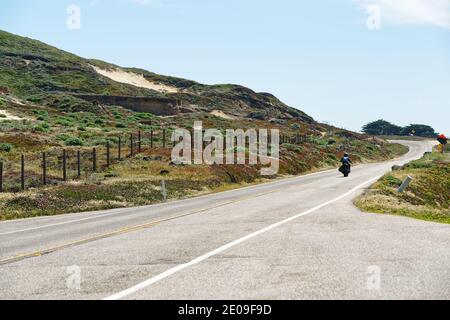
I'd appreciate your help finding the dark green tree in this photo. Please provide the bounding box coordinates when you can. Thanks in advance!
[362,120,402,136]
[401,124,436,137]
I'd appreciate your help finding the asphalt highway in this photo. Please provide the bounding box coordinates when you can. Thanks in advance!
[1,140,448,300]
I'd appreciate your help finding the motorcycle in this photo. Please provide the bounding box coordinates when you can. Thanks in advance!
[339,163,351,177]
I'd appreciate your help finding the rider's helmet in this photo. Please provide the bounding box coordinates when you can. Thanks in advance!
[344,153,349,157]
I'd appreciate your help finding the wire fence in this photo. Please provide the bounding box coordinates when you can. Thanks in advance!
[0,128,177,193]
[0,131,335,193]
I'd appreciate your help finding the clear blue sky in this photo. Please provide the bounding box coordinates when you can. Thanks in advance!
[1,0,449,134]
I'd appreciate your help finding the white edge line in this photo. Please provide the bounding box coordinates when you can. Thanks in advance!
[0,215,120,236]
[103,175,381,300]
[0,139,420,230]
[1,140,420,236]
[0,168,340,236]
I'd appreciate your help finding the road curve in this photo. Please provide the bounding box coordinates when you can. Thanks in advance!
[1,140,449,300]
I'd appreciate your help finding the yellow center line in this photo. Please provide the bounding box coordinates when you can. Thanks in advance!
[0,189,280,266]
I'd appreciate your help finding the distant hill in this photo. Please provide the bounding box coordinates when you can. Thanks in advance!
[0,30,313,123]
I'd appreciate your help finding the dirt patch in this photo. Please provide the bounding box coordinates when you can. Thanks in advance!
[211,110,236,120]
[0,109,22,121]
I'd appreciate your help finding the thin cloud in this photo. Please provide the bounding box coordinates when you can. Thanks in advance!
[354,0,450,28]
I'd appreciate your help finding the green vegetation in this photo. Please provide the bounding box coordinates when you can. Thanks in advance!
[0,127,409,220]
[362,119,437,137]
[0,31,157,99]
[355,151,450,224]
[65,137,84,146]
[0,143,12,152]
[0,29,312,122]
[0,178,222,220]
[0,29,411,220]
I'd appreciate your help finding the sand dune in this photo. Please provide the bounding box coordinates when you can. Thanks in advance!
[91,66,179,94]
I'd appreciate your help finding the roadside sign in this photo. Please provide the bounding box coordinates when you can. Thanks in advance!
[437,134,447,153]
[437,134,448,145]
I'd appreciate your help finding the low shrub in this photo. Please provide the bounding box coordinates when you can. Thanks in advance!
[0,143,13,152]
[65,137,84,146]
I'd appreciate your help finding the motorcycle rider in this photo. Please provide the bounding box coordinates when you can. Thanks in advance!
[341,153,352,165]
[340,153,352,177]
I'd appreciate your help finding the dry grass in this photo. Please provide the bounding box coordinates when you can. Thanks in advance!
[356,152,450,224]
[355,193,450,224]
[0,96,409,220]
[0,140,409,220]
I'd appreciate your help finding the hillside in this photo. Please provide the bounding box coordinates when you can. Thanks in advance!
[0,30,410,220]
[0,30,312,122]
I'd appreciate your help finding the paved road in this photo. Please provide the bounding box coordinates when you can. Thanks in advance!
[1,140,449,300]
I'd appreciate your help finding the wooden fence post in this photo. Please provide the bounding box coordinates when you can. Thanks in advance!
[21,155,25,191]
[150,130,154,149]
[118,137,122,161]
[138,130,142,153]
[163,129,166,148]
[42,152,47,185]
[62,149,67,182]
[77,150,81,178]
[130,134,134,156]
[0,161,3,193]
[106,142,110,167]
[93,148,97,172]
